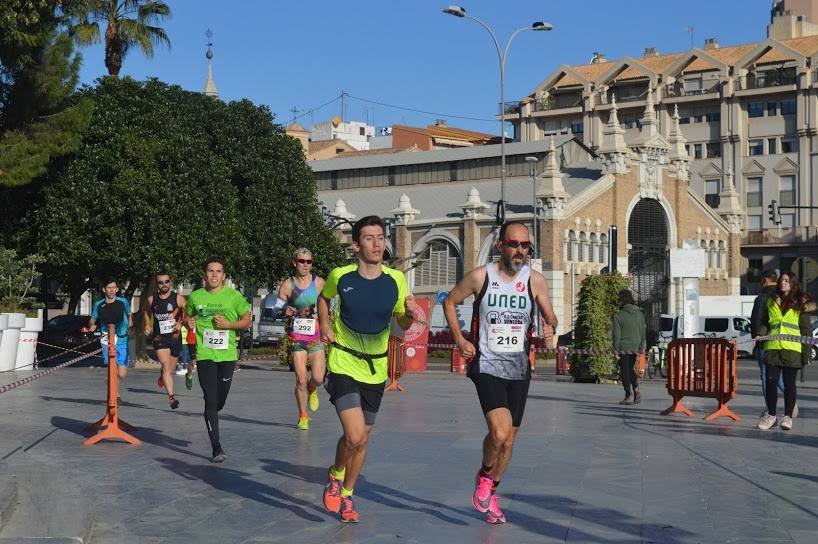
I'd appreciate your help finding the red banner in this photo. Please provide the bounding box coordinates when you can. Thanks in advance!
[404,298,430,372]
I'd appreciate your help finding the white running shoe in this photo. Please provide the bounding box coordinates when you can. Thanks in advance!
[757,413,777,430]
[780,416,793,431]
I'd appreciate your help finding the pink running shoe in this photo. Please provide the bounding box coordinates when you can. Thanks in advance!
[485,494,506,524]
[323,470,342,513]
[472,472,493,513]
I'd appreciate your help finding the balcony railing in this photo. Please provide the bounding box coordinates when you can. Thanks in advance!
[741,72,797,90]
[742,226,817,245]
[501,101,521,115]
[664,83,720,98]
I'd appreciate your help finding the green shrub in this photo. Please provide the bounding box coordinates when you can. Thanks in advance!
[569,273,630,382]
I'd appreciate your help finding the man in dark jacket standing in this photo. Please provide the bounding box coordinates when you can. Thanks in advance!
[751,270,786,415]
[613,290,646,405]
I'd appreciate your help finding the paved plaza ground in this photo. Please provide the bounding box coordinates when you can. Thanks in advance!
[0,361,817,543]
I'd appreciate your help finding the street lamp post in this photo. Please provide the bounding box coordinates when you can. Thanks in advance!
[443,5,552,225]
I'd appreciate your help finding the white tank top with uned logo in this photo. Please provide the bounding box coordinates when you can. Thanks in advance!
[473,263,534,380]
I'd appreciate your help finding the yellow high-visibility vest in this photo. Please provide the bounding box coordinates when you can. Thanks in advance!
[764,299,802,353]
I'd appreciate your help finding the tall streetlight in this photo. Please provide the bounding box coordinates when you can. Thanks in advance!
[443,5,552,225]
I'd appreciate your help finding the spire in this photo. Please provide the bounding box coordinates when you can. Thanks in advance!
[204,30,218,98]
[459,187,489,219]
[717,167,744,233]
[598,95,630,174]
[640,86,657,130]
[668,104,692,182]
[537,136,570,220]
[391,194,420,225]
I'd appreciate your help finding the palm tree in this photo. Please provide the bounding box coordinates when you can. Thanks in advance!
[70,0,171,77]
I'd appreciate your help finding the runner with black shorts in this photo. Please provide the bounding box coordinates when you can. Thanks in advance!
[186,258,252,463]
[143,273,186,409]
[317,215,418,523]
[443,221,557,525]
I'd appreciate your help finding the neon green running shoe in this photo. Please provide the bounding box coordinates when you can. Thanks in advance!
[297,416,310,430]
[309,388,320,412]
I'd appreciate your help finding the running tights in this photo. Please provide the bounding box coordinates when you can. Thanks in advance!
[764,364,798,417]
[197,359,236,449]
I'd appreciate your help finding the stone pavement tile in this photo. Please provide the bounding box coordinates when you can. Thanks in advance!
[789,530,818,544]
[705,516,793,543]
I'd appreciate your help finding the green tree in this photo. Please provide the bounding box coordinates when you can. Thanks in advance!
[0,247,45,312]
[70,0,171,76]
[0,1,92,188]
[569,273,631,382]
[27,78,343,312]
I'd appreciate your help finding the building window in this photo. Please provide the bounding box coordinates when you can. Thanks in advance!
[717,241,725,269]
[589,233,597,263]
[693,111,704,123]
[781,99,796,115]
[781,138,798,153]
[780,175,796,206]
[708,240,716,268]
[768,138,777,155]
[746,215,762,231]
[578,232,588,262]
[746,177,762,208]
[706,142,721,158]
[767,101,778,116]
[600,233,608,264]
[748,102,764,118]
[780,213,796,228]
[705,179,720,208]
[693,143,703,159]
[679,116,690,125]
[570,120,583,134]
[448,162,457,182]
[705,111,721,122]
[359,127,365,136]
[415,241,461,288]
[748,139,763,156]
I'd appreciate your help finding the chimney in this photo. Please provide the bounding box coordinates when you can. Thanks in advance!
[643,47,658,58]
[591,51,607,64]
[434,118,448,127]
[704,37,720,50]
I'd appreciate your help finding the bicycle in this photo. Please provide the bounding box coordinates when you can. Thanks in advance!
[646,346,667,379]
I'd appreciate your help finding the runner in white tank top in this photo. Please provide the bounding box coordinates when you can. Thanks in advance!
[443,221,558,525]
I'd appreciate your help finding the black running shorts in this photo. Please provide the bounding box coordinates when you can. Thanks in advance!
[153,335,182,358]
[324,372,386,426]
[471,372,531,427]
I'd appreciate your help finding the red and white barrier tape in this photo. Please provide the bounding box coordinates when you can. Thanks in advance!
[0,348,102,395]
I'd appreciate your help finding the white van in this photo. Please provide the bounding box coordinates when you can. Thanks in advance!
[660,315,753,357]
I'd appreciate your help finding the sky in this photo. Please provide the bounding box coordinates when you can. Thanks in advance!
[76,0,773,135]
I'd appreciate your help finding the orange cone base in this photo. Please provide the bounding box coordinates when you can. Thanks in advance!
[660,396,695,417]
[704,400,741,422]
[385,379,405,393]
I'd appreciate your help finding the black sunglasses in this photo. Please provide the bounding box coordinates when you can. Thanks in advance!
[502,239,532,249]
[157,279,171,285]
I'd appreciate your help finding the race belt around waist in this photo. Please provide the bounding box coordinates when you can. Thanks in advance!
[331,342,388,375]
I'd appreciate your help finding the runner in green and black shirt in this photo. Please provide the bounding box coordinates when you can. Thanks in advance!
[186,257,251,463]
[318,215,418,523]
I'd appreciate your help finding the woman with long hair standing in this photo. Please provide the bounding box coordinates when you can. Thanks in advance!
[757,271,815,431]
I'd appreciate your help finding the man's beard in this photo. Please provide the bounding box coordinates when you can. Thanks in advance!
[501,252,525,273]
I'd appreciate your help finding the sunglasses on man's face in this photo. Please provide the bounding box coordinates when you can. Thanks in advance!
[157,280,171,285]
[296,259,313,265]
[502,240,532,250]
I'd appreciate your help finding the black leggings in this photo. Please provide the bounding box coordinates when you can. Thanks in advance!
[618,354,639,395]
[197,360,236,449]
[765,364,798,417]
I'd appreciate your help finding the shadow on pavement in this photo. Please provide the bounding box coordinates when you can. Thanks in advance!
[260,457,468,526]
[156,456,326,522]
[50,415,209,460]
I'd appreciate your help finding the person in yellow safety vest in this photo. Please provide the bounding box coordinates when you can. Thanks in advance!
[756,271,815,432]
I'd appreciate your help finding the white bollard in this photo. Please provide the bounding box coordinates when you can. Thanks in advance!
[16,309,43,370]
[0,313,25,372]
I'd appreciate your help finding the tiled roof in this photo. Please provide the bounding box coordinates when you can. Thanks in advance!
[393,124,496,143]
[756,48,795,64]
[614,65,649,81]
[554,74,582,87]
[781,34,818,56]
[640,52,686,73]
[572,61,617,82]
[683,56,720,72]
[308,139,356,154]
[705,43,758,65]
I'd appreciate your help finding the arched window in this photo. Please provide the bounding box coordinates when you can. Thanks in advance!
[600,233,608,264]
[717,241,725,269]
[567,231,576,261]
[708,240,716,269]
[578,232,588,262]
[589,233,598,263]
[415,240,463,288]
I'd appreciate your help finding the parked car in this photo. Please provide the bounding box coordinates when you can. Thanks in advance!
[38,314,100,365]
[256,308,285,345]
[663,315,754,357]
